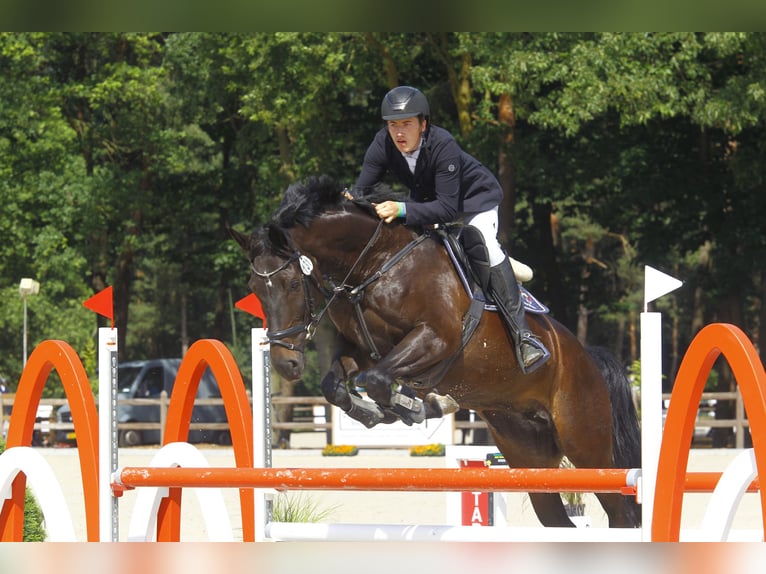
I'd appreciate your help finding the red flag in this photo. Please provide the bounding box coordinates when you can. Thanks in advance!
[235,293,267,328]
[83,286,114,328]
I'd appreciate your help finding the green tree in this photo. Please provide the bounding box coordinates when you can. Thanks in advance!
[0,33,93,390]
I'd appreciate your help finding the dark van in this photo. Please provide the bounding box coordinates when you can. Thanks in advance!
[55,358,231,447]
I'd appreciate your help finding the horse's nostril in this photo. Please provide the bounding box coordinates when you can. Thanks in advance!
[271,351,306,381]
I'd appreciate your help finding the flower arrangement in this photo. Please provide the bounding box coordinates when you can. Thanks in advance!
[321,444,359,456]
[409,443,445,457]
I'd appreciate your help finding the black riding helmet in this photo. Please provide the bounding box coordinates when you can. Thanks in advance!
[381,86,430,121]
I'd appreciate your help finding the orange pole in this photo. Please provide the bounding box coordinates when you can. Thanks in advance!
[684,473,759,493]
[653,323,766,541]
[116,466,638,493]
[1,340,99,542]
[157,339,255,542]
[115,466,760,495]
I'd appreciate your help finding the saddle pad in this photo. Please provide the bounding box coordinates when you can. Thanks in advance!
[520,285,549,314]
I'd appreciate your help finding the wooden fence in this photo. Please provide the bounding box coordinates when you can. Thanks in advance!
[0,390,751,448]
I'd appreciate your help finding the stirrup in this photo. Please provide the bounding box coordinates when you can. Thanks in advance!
[518,334,550,374]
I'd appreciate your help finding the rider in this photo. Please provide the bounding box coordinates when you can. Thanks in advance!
[353,85,550,375]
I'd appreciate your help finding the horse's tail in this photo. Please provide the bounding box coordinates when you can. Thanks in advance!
[588,345,643,525]
[587,346,641,468]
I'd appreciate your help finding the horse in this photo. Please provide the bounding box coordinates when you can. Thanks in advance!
[230,175,641,528]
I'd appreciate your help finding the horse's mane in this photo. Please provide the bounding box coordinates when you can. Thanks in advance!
[272,175,344,229]
[266,175,408,253]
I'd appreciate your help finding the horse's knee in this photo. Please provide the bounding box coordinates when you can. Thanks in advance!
[357,369,392,405]
[321,371,351,410]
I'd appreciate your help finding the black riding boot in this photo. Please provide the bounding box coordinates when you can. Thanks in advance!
[489,258,550,374]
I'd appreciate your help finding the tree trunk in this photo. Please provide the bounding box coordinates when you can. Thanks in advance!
[438,34,472,137]
[180,292,189,356]
[496,93,515,244]
[711,287,746,447]
[628,308,638,365]
[364,33,398,88]
[615,313,626,364]
[758,269,766,364]
[114,241,134,362]
[575,238,596,345]
[532,201,569,326]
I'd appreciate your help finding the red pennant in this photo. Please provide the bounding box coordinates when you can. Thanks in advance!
[83,286,114,328]
[235,293,267,328]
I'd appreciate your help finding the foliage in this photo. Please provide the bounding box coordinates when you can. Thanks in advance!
[271,492,337,523]
[2,32,766,411]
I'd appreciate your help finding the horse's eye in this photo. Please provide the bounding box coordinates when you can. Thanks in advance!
[289,279,301,291]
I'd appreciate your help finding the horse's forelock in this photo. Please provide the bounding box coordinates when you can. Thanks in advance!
[247,229,267,259]
[265,223,293,257]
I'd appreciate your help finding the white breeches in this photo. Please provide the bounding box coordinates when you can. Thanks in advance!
[462,207,505,266]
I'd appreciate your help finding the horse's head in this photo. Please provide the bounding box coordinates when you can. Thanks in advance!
[229,225,318,382]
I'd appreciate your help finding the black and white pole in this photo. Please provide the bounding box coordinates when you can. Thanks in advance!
[98,326,119,542]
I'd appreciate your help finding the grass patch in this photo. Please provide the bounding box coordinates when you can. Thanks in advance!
[272,492,338,523]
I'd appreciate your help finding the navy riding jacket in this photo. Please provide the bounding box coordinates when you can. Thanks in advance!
[354,125,504,227]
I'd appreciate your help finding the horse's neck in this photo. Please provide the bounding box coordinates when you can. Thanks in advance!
[292,215,385,272]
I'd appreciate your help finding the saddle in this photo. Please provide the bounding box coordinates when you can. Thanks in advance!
[406,225,548,390]
[434,224,549,315]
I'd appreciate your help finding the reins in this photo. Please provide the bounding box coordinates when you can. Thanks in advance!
[255,216,431,361]
[323,220,430,361]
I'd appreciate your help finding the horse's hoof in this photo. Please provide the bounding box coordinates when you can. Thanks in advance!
[346,395,386,428]
[424,392,460,417]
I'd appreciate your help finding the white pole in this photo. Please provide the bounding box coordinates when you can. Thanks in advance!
[639,311,662,541]
[251,327,271,541]
[98,327,119,542]
[639,265,682,541]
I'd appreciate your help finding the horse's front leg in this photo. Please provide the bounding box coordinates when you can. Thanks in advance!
[320,357,397,429]
[359,324,460,425]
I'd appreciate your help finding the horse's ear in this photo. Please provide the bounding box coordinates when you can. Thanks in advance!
[226,222,253,255]
[266,223,290,254]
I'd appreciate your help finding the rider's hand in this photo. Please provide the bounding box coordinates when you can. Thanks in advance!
[373,201,404,224]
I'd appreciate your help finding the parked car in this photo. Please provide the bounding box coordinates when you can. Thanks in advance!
[55,358,232,447]
[2,393,53,446]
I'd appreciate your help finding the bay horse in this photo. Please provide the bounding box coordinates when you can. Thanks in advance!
[231,175,641,528]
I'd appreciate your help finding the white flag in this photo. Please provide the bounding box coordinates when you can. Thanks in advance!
[644,265,683,309]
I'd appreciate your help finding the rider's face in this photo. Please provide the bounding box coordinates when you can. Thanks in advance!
[386,116,426,154]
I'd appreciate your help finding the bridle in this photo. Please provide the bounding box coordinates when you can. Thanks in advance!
[251,252,330,351]
[253,219,430,360]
